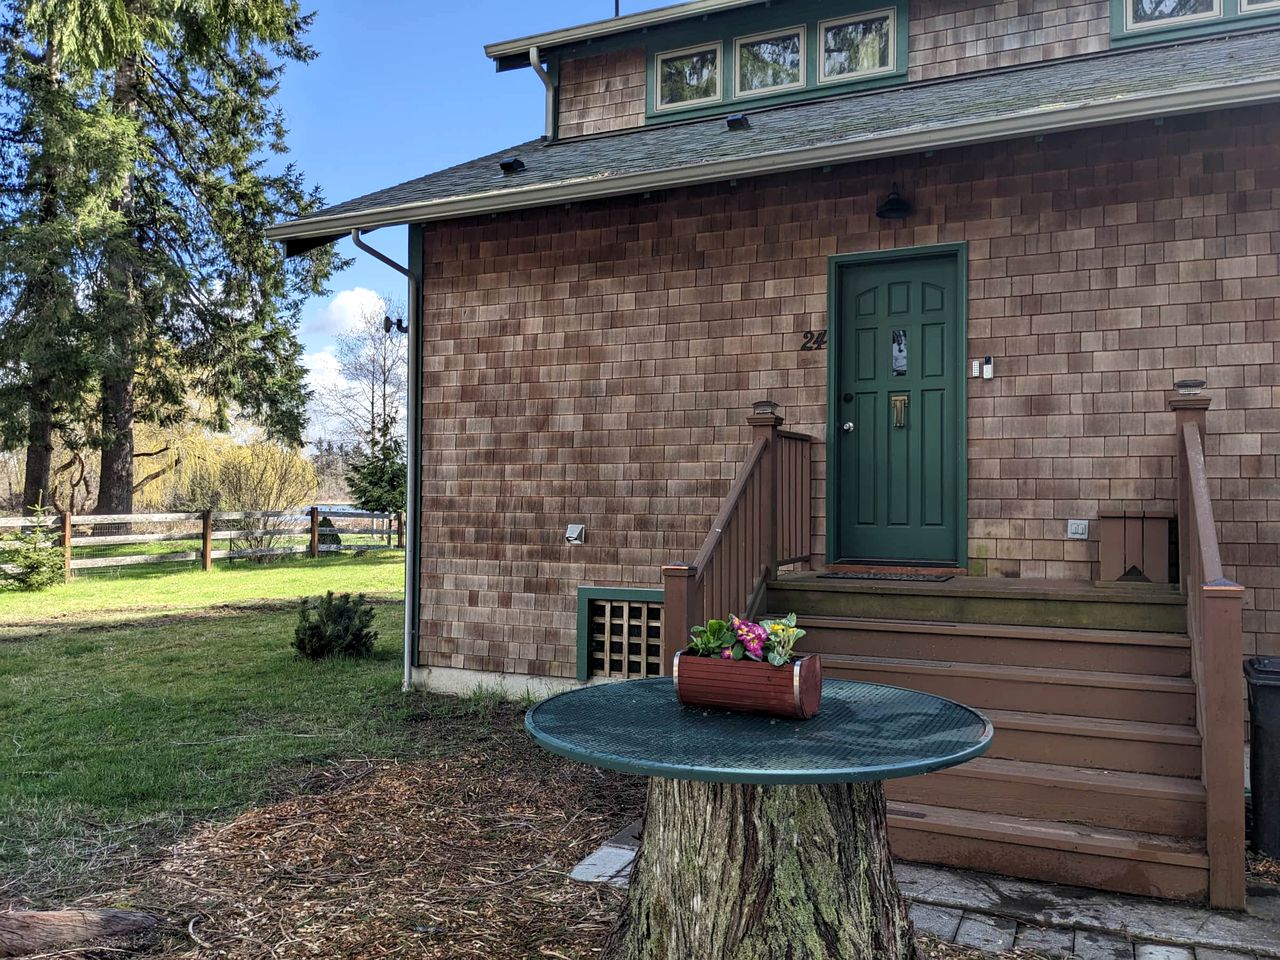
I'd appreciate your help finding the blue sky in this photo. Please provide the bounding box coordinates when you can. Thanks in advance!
[277,1,650,411]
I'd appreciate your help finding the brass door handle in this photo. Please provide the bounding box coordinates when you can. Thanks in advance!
[891,395,908,429]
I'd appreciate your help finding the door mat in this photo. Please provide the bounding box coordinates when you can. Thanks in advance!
[818,572,955,582]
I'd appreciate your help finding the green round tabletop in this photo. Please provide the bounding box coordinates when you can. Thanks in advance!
[525,677,993,785]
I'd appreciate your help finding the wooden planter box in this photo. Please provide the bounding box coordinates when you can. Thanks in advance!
[673,652,823,720]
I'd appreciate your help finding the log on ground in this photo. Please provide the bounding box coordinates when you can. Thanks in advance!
[0,909,158,957]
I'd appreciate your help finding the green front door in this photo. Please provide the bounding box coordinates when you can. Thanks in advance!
[831,250,965,564]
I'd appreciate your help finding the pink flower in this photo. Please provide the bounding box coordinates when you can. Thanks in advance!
[720,648,734,659]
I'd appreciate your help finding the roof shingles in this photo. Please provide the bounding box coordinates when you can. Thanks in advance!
[274,31,1280,239]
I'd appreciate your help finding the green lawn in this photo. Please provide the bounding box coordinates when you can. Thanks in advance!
[0,551,405,635]
[0,552,435,903]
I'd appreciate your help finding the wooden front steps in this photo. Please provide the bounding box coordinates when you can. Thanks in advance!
[887,803,1210,903]
[769,574,1209,901]
[769,575,1186,633]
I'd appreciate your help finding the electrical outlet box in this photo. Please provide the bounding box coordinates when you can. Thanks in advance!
[971,359,981,378]
[1066,519,1089,540]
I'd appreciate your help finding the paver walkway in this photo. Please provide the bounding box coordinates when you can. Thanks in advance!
[571,827,1280,960]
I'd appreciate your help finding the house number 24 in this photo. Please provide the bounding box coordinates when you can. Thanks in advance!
[800,331,828,351]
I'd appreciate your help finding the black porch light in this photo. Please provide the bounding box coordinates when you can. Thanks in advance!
[876,182,913,220]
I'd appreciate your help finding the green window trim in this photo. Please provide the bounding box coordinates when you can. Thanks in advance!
[733,24,808,99]
[1111,0,1280,45]
[817,8,898,86]
[643,0,908,124]
[653,42,725,114]
[576,586,664,682]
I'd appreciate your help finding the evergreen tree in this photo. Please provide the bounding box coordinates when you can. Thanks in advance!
[11,0,343,515]
[345,423,406,515]
[0,2,131,511]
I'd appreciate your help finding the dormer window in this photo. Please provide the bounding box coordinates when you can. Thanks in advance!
[819,9,896,83]
[655,44,722,111]
[1126,0,1219,31]
[642,1,909,122]
[1112,0,1278,42]
[735,27,806,97]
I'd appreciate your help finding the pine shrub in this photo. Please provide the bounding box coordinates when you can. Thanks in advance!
[0,505,64,592]
[293,591,377,660]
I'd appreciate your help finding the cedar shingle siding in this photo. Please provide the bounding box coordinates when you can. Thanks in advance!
[558,49,647,139]
[419,106,1280,678]
[555,0,1112,139]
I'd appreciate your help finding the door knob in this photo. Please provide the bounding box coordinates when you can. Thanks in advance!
[842,422,855,433]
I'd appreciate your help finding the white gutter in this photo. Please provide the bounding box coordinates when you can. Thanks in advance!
[530,46,554,140]
[485,0,762,63]
[347,229,422,694]
[266,76,1280,242]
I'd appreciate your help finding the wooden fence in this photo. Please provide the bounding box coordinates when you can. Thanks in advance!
[0,507,403,580]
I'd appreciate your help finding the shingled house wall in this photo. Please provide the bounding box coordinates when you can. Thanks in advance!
[555,0,1111,139]
[557,48,647,139]
[418,105,1280,681]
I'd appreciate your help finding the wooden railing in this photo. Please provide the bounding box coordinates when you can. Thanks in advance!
[661,402,815,671]
[0,506,404,581]
[1171,396,1246,910]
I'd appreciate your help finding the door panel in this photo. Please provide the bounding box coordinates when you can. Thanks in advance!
[834,254,962,564]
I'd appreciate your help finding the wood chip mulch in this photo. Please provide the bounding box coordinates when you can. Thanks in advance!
[1248,852,1280,885]
[140,715,644,958]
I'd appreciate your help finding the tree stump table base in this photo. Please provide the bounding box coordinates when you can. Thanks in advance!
[603,779,916,960]
[525,678,989,960]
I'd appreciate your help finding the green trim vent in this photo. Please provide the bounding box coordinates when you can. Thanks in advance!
[576,587,664,682]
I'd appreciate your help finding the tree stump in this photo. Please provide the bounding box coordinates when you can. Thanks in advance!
[602,779,917,960]
[0,909,157,957]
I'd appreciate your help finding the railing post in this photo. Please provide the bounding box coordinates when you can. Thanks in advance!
[1169,395,1210,591]
[396,511,405,549]
[62,511,72,583]
[201,510,213,572]
[746,399,783,581]
[309,506,320,559]
[661,564,697,676]
[1201,581,1247,909]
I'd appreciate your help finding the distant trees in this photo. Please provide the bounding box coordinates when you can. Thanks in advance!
[316,295,408,449]
[0,0,341,515]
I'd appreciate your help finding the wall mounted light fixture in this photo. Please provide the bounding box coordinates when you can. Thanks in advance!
[876,183,913,220]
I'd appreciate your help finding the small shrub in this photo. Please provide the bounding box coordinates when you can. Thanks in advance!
[0,504,64,592]
[293,591,377,660]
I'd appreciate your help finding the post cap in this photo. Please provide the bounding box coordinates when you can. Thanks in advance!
[746,398,784,427]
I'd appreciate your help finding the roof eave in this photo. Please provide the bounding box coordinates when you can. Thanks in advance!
[483,0,763,66]
[266,77,1280,245]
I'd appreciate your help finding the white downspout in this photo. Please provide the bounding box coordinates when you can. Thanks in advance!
[530,46,554,140]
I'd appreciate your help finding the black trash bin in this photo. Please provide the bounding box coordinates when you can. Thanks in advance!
[1246,656,1280,858]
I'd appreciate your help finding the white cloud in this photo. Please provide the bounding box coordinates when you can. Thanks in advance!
[303,348,347,442]
[304,347,343,393]
[305,287,386,336]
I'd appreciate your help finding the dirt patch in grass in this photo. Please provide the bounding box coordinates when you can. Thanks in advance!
[118,705,644,959]
[37,701,1050,960]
